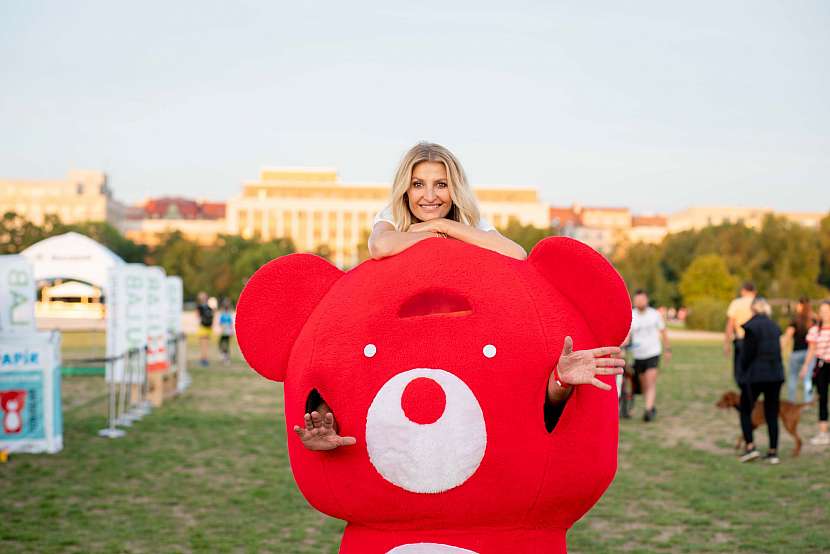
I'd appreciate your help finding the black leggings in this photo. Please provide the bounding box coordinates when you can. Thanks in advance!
[740,381,781,450]
[816,361,829,422]
[218,335,230,355]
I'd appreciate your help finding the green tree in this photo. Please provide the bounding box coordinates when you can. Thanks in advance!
[819,212,830,291]
[0,211,60,253]
[60,221,147,262]
[679,254,738,305]
[229,239,294,300]
[613,242,675,307]
[148,231,209,300]
[497,220,556,254]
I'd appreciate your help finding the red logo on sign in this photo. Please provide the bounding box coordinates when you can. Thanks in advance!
[1,390,26,434]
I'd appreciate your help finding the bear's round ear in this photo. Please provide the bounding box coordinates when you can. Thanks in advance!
[528,237,631,347]
[235,253,343,381]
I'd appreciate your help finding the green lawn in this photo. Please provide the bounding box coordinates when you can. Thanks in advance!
[2,336,829,553]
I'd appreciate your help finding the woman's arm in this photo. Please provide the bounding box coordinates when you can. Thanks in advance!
[781,325,795,351]
[799,343,817,378]
[368,221,441,260]
[409,218,527,260]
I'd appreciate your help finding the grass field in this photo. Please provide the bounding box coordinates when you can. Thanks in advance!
[2,334,829,553]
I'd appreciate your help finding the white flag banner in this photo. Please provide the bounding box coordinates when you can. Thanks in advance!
[106,264,148,383]
[146,266,168,373]
[165,276,183,336]
[0,255,37,335]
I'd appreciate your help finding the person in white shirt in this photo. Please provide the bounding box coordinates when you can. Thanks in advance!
[626,289,671,422]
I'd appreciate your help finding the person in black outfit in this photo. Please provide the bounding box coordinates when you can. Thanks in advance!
[737,297,785,464]
[196,291,215,367]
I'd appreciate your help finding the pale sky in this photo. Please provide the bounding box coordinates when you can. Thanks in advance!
[1,1,828,213]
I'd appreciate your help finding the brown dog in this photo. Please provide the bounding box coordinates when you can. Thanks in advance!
[715,391,811,457]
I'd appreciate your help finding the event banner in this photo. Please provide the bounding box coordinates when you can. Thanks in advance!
[166,276,183,336]
[146,266,168,373]
[106,264,148,383]
[0,331,63,454]
[0,255,36,335]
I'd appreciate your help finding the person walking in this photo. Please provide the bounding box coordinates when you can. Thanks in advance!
[725,282,757,384]
[738,298,785,464]
[784,297,814,402]
[218,298,234,365]
[801,300,830,445]
[627,289,671,422]
[196,291,214,367]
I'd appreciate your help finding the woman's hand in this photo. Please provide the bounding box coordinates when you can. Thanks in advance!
[409,218,451,237]
[293,411,357,451]
[550,336,625,393]
[799,364,809,380]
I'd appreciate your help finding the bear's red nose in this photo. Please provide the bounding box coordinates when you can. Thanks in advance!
[400,377,446,425]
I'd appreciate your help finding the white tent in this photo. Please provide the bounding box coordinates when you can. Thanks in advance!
[20,232,125,288]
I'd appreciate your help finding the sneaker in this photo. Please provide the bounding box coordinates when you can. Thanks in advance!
[739,448,760,463]
[764,452,780,465]
[643,408,656,422]
[809,433,830,446]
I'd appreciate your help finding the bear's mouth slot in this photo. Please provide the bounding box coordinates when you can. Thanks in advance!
[398,288,473,319]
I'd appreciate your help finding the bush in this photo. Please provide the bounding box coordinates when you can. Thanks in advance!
[685,298,728,331]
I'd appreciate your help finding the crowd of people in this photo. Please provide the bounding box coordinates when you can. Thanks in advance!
[195,292,235,367]
[724,284,830,461]
[622,279,830,465]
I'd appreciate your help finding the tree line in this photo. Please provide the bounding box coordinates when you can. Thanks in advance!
[613,213,830,330]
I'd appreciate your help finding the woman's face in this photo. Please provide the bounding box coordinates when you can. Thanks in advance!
[820,303,830,324]
[407,161,452,222]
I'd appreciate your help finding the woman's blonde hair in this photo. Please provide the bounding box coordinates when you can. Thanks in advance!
[388,142,481,231]
[751,297,772,316]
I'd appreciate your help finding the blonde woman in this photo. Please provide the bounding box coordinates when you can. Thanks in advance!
[737,297,785,464]
[368,142,526,260]
[293,142,626,451]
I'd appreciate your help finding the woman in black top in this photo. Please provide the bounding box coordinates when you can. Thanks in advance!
[738,297,785,464]
[784,297,813,402]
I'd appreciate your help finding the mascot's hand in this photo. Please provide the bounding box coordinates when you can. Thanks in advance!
[552,336,625,392]
[293,411,357,451]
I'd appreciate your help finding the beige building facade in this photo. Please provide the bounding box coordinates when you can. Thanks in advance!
[0,170,125,229]
[226,167,551,268]
[123,218,227,246]
[668,206,826,234]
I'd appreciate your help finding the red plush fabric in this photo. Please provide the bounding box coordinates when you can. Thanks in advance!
[235,237,631,554]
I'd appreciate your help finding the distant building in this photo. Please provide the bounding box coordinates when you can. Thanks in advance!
[578,205,632,230]
[123,197,227,246]
[668,206,826,233]
[550,204,640,255]
[141,197,226,220]
[227,167,551,268]
[628,215,668,244]
[0,169,125,229]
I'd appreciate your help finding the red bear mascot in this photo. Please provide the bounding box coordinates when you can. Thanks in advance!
[236,236,631,554]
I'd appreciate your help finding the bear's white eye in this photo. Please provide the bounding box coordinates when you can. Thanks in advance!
[482,344,496,358]
[364,343,377,358]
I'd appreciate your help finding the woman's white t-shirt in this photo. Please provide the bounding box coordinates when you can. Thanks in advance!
[372,204,496,232]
